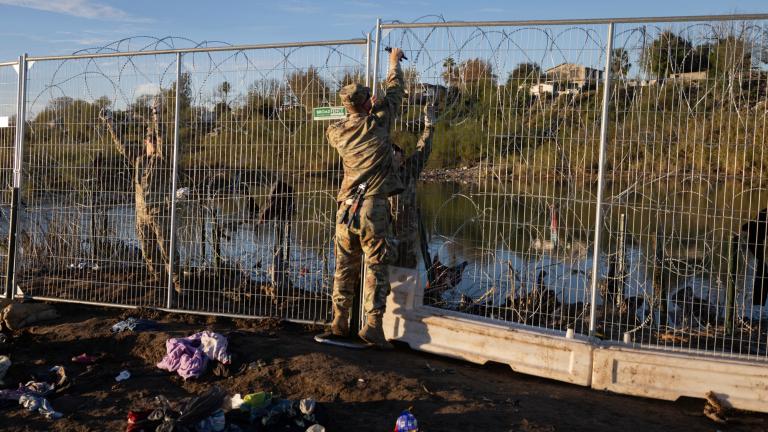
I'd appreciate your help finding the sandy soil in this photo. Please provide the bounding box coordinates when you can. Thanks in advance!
[1,302,766,432]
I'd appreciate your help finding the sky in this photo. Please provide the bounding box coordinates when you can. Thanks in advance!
[0,0,766,61]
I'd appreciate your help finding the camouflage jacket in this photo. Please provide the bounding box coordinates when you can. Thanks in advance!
[104,120,169,210]
[327,63,405,201]
[391,125,434,267]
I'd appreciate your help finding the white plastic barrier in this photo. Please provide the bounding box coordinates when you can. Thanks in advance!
[383,267,594,386]
[383,266,768,412]
[592,346,768,413]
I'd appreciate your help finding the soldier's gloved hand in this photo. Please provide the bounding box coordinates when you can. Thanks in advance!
[151,96,161,113]
[423,105,436,127]
[388,47,405,66]
[99,108,113,122]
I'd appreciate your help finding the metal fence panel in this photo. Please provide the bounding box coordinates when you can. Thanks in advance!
[17,53,179,307]
[377,16,768,361]
[377,22,609,336]
[601,18,768,360]
[0,63,18,294]
[174,42,367,322]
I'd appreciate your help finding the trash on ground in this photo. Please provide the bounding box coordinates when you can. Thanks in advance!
[703,391,728,424]
[71,353,98,364]
[1,303,59,331]
[0,377,63,420]
[0,355,10,385]
[156,331,231,380]
[111,317,158,333]
[232,392,325,430]
[150,387,226,431]
[395,409,418,432]
[226,393,244,410]
[115,370,131,382]
[19,394,62,420]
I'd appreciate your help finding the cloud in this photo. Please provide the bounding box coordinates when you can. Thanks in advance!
[135,83,160,96]
[0,0,150,22]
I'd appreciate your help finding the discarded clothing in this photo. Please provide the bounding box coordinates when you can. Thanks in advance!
[200,331,230,364]
[111,317,158,333]
[71,353,98,364]
[236,395,325,431]
[126,409,159,432]
[156,331,229,380]
[19,394,62,420]
[21,381,55,397]
[0,355,10,385]
[153,387,226,432]
[195,408,225,432]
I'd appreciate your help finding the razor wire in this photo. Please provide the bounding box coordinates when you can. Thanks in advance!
[12,37,367,323]
[377,16,768,360]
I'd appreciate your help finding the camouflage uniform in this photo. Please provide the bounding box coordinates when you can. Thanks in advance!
[103,102,180,289]
[327,61,404,318]
[391,121,434,269]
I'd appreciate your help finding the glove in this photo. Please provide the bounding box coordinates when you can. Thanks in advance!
[99,108,113,122]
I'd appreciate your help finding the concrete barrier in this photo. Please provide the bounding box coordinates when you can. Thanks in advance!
[592,345,768,413]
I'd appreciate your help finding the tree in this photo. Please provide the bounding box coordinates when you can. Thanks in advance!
[441,57,460,87]
[94,96,112,110]
[708,36,752,77]
[287,67,329,110]
[460,58,495,87]
[215,81,232,108]
[641,31,701,78]
[506,62,542,90]
[338,69,365,90]
[610,48,631,79]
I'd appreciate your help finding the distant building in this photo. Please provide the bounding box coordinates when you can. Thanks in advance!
[529,83,556,97]
[545,63,604,90]
[668,71,707,83]
[527,63,605,97]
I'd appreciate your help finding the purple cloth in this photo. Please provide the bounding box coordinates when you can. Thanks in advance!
[0,389,22,401]
[156,332,228,380]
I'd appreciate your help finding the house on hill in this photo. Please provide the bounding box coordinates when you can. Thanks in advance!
[544,63,604,91]
[528,63,605,97]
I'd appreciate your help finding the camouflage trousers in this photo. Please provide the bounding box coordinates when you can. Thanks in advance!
[332,196,397,317]
[136,204,179,286]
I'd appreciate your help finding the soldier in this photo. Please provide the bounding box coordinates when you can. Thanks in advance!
[326,47,406,348]
[391,105,435,268]
[99,98,182,295]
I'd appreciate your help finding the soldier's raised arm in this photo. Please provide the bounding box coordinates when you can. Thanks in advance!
[99,108,136,163]
[149,96,166,159]
[372,47,405,129]
[404,105,436,178]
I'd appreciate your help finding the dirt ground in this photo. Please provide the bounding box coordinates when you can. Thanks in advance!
[1,303,767,432]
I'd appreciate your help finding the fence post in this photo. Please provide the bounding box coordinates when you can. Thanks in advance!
[5,54,27,300]
[166,52,182,309]
[371,18,382,98]
[365,32,371,87]
[725,235,738,336]
[588,23,614,336]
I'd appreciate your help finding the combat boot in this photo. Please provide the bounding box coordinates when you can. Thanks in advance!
[331,304,350,337]
[358,313,393,349]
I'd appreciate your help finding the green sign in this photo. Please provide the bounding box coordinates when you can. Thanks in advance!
[313,106,347,121]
